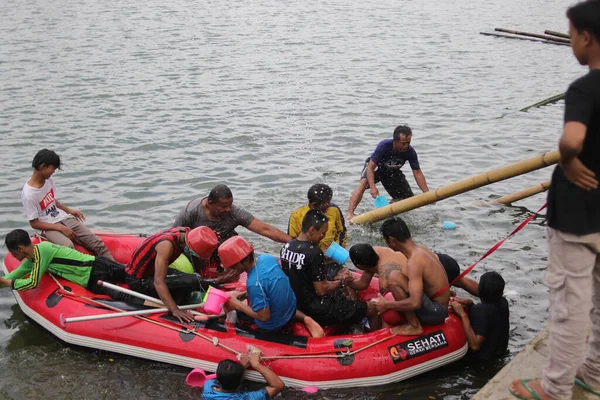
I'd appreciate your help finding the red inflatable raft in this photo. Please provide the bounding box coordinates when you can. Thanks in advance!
[2,233,468,389]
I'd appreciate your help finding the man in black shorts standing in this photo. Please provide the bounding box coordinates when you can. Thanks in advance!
[280,210,379,329]
[348,125,430,219]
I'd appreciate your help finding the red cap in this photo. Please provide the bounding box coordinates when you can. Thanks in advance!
[218,236,253,268]
[186,226,218,259]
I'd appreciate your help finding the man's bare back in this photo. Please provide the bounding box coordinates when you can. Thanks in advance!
[408,245,450,308]
[372,246,408,293]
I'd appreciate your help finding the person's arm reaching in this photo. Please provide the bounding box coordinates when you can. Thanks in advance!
[249,352,285,398]
[247,218,292,243]
[366,160,379,198]
[226,297,271,322]
[412,169,430,193]
[153,241,194,323]
[378,266,423,313]
[345,270,374,291]
[451,301,485,351]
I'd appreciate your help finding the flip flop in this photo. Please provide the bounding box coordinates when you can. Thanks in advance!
[508,379,543,400]
[575,376,600,397]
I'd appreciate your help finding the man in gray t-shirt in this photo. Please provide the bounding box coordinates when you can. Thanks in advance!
[173,185,291,276]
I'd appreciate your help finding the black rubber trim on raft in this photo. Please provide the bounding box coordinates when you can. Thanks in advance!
[46,286,72,308]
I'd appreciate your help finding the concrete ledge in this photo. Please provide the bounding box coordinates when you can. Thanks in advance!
[473,326,596,399]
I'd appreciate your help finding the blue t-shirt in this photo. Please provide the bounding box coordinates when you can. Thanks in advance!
[370,139,420,171]
[246,254,296,330]
[202,379,268,400]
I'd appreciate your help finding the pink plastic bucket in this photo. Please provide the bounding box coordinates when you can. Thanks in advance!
[203,287,229,315]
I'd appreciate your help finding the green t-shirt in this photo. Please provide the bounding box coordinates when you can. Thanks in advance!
[4,242,95,291]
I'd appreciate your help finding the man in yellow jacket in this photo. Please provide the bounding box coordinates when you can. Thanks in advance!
[288,184,349,282]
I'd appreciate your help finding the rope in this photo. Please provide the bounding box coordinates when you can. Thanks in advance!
[431,202,547,299]
[262,332,398,360]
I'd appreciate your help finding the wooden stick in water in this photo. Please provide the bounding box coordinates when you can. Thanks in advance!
[480,32,570,47]
[520,93,566,112]
[495,28,571,44]
[544,30,570,39]
[492,181,551,205]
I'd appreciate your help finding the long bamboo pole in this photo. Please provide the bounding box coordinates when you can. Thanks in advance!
[350,150,559,225]
[479,32,570,47]
[520,93,566,112]
[492,181,551,205]
[495,28,571,44]
[544,30,570,39]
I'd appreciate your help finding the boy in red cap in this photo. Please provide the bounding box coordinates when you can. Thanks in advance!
[218,236,324,338]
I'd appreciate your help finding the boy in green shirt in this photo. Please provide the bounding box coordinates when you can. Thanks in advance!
[1,229,137,303]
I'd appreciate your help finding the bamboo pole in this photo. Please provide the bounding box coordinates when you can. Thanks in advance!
[492,181,551,205]
[520,93,566,112]
[495,28,571,44]
[479,32,570,47]
[544,30,570,39]
[350,150,559,225]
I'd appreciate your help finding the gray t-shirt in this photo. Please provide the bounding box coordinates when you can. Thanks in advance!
[172,197,255,243]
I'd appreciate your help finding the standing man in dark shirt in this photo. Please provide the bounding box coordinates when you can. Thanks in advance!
[510,2,600,399]
[280,210,379,328]
[348,125,430,219]
[173,184,291,277]
[451,272,509,363]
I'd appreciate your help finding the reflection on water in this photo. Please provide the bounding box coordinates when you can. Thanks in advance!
[0,0,580,397]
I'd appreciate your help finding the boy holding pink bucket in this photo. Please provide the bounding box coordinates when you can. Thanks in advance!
[217,236,324,338]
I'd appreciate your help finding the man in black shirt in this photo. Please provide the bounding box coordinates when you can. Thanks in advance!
[450,272,509,363]
[510,1,600,399]
[280,210,379,328]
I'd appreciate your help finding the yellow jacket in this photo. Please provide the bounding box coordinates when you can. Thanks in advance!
[287,204,348,254]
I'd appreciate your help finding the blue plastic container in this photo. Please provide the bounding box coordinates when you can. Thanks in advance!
[324,242,350,264]
[442,221,457,230]
[373,195,389,208]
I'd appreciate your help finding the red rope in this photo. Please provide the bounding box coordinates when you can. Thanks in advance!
[431,203,547,299]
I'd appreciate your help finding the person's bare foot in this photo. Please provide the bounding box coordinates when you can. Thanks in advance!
[390,323,423,336]
[304,317,325,338]
[509,379,552,400]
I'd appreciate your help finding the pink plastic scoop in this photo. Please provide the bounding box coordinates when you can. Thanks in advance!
[186,368,217,387]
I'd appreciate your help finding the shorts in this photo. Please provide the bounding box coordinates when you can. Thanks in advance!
[304,291,368,326]
[360,158,414,200]
[415,294,449,325]
[436,253,460,284]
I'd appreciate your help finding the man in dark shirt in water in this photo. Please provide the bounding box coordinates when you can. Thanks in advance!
[347,125,430,219]
[451,272,509,363]
[510,1,600,398]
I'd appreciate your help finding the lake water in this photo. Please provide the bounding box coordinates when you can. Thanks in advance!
[0,0,583,398]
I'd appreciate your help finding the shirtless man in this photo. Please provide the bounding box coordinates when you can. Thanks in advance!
[348,244,423,335]
[376,217,451,323]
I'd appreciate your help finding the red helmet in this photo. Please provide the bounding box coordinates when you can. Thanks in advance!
[218,236,254,268]
[185,226,218,259]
